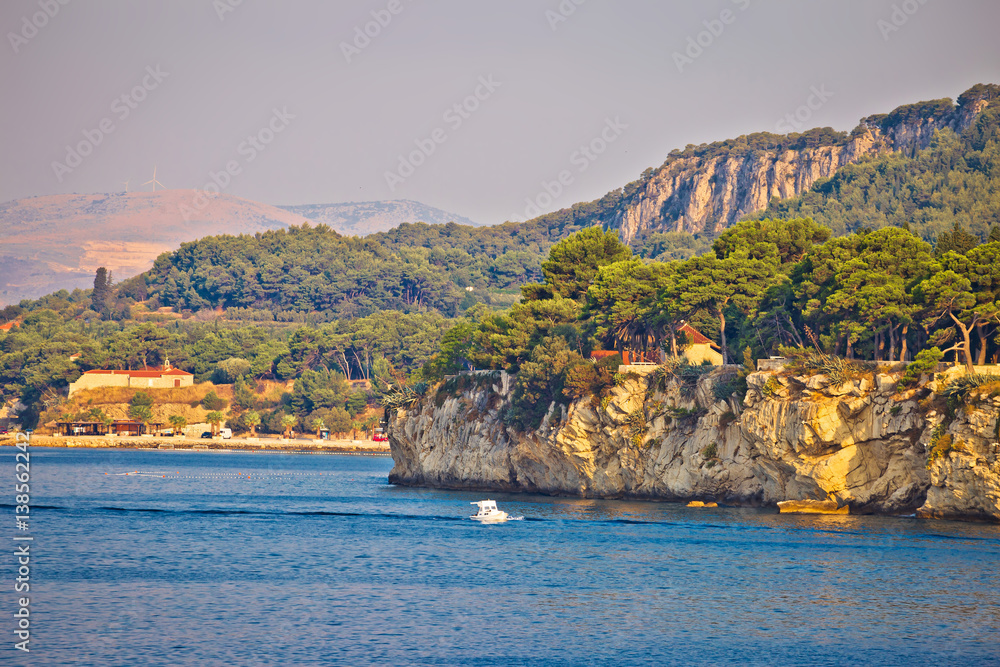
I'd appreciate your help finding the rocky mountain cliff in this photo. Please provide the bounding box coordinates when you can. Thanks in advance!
[611,89,992,243]
[388,365,1000,522]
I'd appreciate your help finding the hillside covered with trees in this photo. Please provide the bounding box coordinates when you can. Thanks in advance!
[4,87,1000,433]
[415,221,1000,429]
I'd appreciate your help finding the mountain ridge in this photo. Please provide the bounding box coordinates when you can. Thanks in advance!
[610,85,996,243]
[0,192,478,305]
[279,199,479,236]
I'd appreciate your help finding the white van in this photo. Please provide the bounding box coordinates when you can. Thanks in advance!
[219,428,233,439]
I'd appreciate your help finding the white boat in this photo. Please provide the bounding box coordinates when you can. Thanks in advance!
[470,499,509,523]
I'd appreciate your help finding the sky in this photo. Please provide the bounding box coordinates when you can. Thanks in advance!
[2,0,999,225]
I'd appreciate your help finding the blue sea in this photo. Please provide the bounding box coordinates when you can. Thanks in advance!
[3,446,1000,666]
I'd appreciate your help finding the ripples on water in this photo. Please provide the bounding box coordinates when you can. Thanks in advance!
[3,447,999,666]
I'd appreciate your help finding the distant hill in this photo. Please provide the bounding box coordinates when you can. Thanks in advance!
[0,193,480,305]
[279,199,480,236]
[0,191,308,305]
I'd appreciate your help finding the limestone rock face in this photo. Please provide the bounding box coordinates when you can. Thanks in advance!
[388,368,1000,521]
[611,98,988,243]
[919,396,1000,521]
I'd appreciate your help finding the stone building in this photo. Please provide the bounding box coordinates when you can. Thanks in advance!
[678,322,723,366]
[591,323,724,369]
[68,359,194,396]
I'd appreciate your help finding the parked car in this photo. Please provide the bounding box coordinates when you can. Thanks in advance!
[373,433,388,442]
[200,431,213,439]
[219,428,232,439]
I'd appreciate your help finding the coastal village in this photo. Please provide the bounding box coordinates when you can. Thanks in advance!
[9,354,389,453]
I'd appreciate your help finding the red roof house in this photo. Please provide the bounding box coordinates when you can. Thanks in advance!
[69,361,194,396]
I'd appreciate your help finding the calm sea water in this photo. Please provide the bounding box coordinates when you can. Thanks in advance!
[3,446,1000,666]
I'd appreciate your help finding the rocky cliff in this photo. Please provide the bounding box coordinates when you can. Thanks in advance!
[388,367,1000,522]
[611,93,990,243]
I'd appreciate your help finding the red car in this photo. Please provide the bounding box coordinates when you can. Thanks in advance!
[373,433,388,442]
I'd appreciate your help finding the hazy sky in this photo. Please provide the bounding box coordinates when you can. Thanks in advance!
[2,0,999,224]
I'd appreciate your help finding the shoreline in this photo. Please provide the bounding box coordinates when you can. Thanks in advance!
[1,434,391,455]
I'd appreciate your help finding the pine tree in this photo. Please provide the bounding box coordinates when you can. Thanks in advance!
[91,267,112,314]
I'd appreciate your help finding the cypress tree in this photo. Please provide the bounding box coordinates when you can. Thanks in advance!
[91,267,112,314]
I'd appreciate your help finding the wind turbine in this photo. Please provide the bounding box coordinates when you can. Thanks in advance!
[143,166,165,192]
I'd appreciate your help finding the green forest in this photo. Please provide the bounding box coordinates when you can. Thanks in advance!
[415,221,1000,429]
[3,86,1000,432]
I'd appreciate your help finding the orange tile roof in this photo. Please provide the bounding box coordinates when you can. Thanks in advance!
[679,322,716,347]
[83,366,193,377]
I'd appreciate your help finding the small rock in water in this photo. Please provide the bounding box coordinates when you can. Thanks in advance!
[777,499,848,514]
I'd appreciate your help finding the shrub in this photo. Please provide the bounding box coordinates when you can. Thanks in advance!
[713,372,746,402]
[213,357,252,384]
[651,358,712,397]
[505,337,583,430]
[927,433,956,468]
[346,390,369,416]
[941,373,1000,405]
[613,371,640,387]
[200,390,228,411]
[666,406,702,420]
[779,346,876,383]
[595,353,623,372]
[563,362,596,400]
[742,346,756,376]
[382,384,425,411]
[231,377,258,411]
[130,391,154,409]
[626,409,647,440]
[898,348,943,391]
[128,404,152,423]
[563,360,616,401]
[701,442,718,459]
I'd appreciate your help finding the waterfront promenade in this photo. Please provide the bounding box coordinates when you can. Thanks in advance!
[0,433,390,454]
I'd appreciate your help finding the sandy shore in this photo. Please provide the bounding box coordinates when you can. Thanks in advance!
[2,434,391,455]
